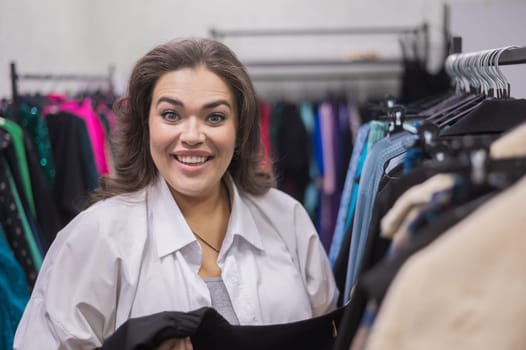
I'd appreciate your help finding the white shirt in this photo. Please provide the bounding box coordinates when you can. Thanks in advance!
[14,176,338,349]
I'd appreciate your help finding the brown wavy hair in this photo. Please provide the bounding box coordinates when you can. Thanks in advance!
[90,38,274,203]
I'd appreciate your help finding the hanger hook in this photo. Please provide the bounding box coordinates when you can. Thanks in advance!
[494,46,518,98]
[477,50,493,97]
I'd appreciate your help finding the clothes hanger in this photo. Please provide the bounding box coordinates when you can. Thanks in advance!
[399,52,484,127]
[435,49,496,124]
[439,46,526,135]
[423,51,487,124]
[373,101,428,137]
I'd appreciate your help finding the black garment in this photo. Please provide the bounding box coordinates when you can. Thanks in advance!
[46,112,98,226]
[0,132,36,288]
[330,98,351,247]
[357,165,440,278]
[1,129,32,225]
[358,145,493,276]
[331,166,437,350]
[399,61,451,104]
[335,101,353,193]
[332,219,353,307]
[360,191,495,303]
[101,306,346,350]
[273,102,311,203]
[332,191,495,350]
[331,288,368,350]
[23,132,62,252]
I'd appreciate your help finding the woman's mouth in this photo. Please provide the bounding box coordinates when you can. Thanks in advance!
[175,155,209,165]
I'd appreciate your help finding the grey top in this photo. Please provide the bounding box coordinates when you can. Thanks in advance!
[203,277,240,325]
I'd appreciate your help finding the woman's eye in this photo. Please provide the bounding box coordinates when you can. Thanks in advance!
[208,113,225,124]
[161,111,179,122]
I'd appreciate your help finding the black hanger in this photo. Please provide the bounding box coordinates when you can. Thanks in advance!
[371,100,417,135]
[439,97,526,136]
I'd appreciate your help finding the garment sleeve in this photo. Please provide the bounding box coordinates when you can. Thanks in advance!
[293,203,339,317]
[14,209,120,350]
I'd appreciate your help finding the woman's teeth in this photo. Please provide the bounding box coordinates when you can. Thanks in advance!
[176,155,208,165]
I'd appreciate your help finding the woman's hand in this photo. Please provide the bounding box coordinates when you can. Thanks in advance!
[157,337,193,350]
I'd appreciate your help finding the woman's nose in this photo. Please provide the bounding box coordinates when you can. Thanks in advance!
[180,118,205,145]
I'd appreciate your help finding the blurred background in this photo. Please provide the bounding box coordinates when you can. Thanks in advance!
[1,2,526,348]
[1,0,525,99]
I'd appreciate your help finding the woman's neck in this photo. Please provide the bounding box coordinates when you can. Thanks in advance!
[171,179,231,234]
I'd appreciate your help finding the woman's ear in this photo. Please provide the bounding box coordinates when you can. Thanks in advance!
[233,146,240,160]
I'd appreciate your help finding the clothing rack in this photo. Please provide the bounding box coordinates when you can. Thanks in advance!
[209,24,429,81]
[449,37,526,65]
[495,47,526,65]
[247,71,403,82]
[10,62,115,105]
[210,25,428,39]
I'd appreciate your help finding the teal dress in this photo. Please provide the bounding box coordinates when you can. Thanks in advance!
[0,225,30,350]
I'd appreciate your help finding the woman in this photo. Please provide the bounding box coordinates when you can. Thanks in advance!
[14,38,338,349]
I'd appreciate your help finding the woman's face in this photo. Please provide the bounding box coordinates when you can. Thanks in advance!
[148,66,238,201]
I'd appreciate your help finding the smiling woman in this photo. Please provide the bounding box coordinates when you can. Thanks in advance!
[13,38,338,350]
[148,67,238,203]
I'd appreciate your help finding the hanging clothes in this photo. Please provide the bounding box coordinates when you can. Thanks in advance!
[0,118,36,216]
[272,101,311,204]
[13,103,56,188]
[365,175,526,350]
[330,43,526,349]
[330,123,370,267]
[0,153,40,287]
[50,98,110,175]
[333,117,526,350]
[45,111,99,226]
[318,101,338,250]
[259,101,273,173]
[0,225,30,350]
[263,97,357,252]
[343,129,417,300]
[299,102,320,221]
[21,132,62,251]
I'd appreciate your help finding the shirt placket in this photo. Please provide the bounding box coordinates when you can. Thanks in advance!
[220,253,257,324]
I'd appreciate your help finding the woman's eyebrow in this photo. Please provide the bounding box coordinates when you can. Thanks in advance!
[156,97,232,111]
[202,100,232,110]
[155,96,183,107]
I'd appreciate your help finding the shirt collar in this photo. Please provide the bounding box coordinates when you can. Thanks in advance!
[223,174,265,252]
[147,175,265,258]
[147,176,195,258]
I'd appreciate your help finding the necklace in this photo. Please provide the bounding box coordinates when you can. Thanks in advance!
[191,182,230,254]
[192,231,220,253]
